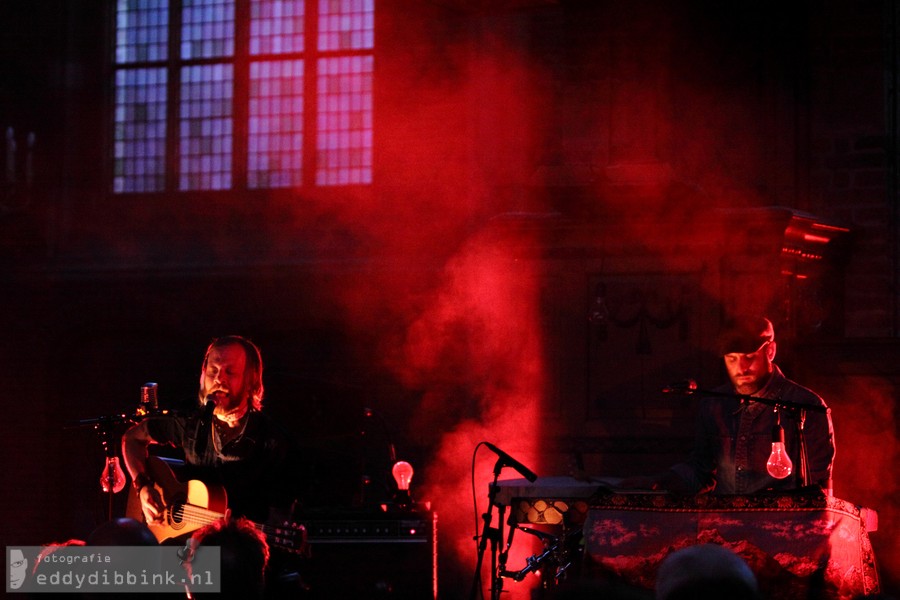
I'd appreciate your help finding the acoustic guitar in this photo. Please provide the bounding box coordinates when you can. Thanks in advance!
[139,456,306,554]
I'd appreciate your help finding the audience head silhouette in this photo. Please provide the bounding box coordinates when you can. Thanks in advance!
[186,512,270,599]
[656,544,761,600]
[86,517,158,546]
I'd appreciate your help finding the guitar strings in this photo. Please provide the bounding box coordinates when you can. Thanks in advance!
[169,504,295,537]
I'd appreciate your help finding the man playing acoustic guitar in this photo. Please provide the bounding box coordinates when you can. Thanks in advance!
[122,335,301,544]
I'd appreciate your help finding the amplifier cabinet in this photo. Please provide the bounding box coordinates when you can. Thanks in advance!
[298,510,438,599]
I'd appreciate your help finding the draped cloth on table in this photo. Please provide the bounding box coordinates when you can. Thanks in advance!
[582,492,879,600]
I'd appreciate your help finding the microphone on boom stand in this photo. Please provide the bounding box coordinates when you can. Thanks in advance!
[483,442,538,482]
[661,379,698,395]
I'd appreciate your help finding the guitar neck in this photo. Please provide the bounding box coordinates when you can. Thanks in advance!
[172,504,304,553]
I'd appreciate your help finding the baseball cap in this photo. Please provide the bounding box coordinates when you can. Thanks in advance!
[718,316,774,355]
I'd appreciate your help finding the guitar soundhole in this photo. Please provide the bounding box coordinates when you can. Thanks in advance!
[169,496,187,530]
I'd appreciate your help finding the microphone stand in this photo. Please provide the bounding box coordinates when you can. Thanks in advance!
[667,384,828,415]
[74,388,172,521]
[469,459,508,600]
[796,408,809,487]
[73,414,136,521]
[667,385,826,488]
[497,504,519,594]
[500,527,581,586]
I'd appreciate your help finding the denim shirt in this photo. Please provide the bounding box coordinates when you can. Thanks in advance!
[671,365,835,495]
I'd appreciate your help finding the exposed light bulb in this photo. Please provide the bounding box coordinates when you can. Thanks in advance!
[392,461,414,491]
[100,456,127,494]
[766,424,793,480]
[391,460,414,508]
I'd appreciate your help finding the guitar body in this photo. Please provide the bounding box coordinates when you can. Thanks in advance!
[133,456,307,555]
[144,456,228,543]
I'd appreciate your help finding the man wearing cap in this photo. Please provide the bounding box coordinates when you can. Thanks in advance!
[622,315,835,495]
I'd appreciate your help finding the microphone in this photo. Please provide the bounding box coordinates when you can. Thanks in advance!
[484,442,538,482]
[141,382,159,412]
[662,379,698,394]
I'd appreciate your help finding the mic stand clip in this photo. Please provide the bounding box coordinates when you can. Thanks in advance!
[500,527,580,587]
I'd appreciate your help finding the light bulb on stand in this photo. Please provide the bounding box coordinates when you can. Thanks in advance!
[392,460,414,506]
[766,419,793,480]
[100,456,127,494]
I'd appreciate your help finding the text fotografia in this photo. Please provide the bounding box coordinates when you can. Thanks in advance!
[37,551,113,565]
[7,545,221,594]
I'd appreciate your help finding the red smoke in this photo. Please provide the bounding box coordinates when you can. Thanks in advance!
[823,374,900,592]
[287,19,554,596]
[385,227,546,595]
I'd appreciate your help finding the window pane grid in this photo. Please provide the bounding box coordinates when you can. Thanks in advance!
[113,68,168,193]
[316,55,373,185]
[250,0,306,55]
[248,60,305,189]
[318,0,374,51]
[115,0,169,63]
[181,0,235,59]
[179,64,234,190]
[113,0,375,192]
